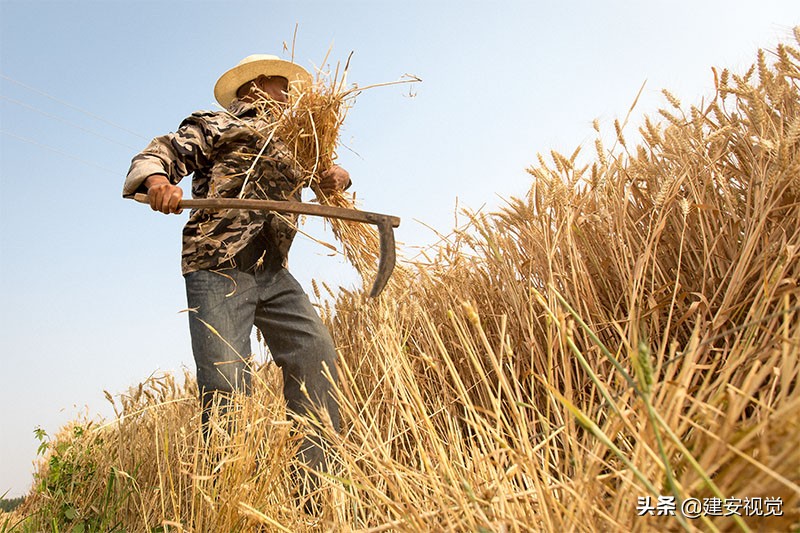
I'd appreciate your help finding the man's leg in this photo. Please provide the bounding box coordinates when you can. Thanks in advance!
[252,267,341,477]
[184,268,258,436]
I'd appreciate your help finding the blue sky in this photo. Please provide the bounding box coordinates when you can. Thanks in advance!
[1,0,796,498]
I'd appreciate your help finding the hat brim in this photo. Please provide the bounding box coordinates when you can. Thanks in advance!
[214,58,312,108]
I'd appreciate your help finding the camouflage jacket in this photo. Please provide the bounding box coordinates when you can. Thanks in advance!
[123,99,304,275]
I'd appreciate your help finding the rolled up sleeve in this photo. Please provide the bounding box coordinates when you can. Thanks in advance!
[123,113,215,198]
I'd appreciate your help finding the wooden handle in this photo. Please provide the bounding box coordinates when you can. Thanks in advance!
[132,192,400,297]
[132,193,400,228]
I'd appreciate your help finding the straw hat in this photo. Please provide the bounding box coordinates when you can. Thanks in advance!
[214,54,312,108]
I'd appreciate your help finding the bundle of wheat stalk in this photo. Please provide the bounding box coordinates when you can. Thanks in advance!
[10,32,800,532]
[249,57,415,287]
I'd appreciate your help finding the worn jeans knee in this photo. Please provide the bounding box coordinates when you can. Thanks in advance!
[185,269,257,398]
[253,268,341,433]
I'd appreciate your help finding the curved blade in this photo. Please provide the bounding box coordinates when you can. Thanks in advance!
[369,217,397,298]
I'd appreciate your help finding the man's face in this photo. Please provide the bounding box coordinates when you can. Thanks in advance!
[236,75,290,103]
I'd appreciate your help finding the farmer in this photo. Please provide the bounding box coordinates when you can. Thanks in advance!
[122,54,346,499]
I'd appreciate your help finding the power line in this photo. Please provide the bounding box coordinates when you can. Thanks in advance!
[1,95,140,150]
[1,74,150,141]
[0,129,120,176]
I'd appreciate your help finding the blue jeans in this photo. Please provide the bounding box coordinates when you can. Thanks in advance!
[184,254,340,473]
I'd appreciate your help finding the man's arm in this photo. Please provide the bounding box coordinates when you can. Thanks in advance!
[123,113,215,214]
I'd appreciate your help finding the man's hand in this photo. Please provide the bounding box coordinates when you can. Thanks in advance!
[317,165,351,193]
[144,174,183,214]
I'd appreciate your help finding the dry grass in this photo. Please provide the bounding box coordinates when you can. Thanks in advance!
[11,33,800,532]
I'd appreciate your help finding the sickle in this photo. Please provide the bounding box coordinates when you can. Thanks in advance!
[133,193,399,297]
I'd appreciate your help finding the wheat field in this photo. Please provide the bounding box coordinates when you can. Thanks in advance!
[5,31,800,533]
